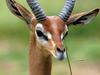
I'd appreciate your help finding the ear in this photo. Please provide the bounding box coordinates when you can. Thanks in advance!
[6,0,36,25]
[66,8,99,26]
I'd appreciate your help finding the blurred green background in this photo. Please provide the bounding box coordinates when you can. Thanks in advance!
[0,0,100,75]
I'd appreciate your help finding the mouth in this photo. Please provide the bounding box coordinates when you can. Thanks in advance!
[48,47,66,60]
[55,50,66,60]
[50,49,66,60]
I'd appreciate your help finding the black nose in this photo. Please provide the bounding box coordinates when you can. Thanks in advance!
[57,47,65,53]
[56,47,66,60]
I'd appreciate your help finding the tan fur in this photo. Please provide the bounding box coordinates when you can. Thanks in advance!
[29,16,66,75]
[29,31,52,75]
[6,0,99,75]
[42,16,65,49]
[27,9,100,74]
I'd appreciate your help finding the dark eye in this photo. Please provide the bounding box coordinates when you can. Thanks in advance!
[36,30,44,37]
[63,31,68,40]
[36,30,48,41]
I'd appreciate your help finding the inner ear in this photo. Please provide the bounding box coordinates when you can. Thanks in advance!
[6,0,34,24]
[73,10,98,25]
[66,8,99,26]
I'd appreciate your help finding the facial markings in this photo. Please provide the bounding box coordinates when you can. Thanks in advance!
[42,16,66,49]
[46,32,52,39]
[61,25,68,40]
[61,25,69,40]
[35,23,54,46]
[35,24,47,45]
[35,17,69,51]
[36,30,48,41]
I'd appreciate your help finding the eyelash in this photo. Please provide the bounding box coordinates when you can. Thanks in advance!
[36,30,48,41]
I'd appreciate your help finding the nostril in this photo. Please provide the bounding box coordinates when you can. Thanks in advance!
[56,48,66,60]
[57,48,65,53]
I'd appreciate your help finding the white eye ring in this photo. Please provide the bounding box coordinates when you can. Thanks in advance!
[47,32,52,39]
[61,25,69,40]
[35,23,44,32]
[65,25,68,32]
[61,33,64,40]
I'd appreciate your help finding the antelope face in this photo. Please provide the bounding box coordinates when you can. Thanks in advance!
[6,0,99,60]
[35,16,68,60]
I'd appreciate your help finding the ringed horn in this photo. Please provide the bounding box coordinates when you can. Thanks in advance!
[26,0,47,23]
[59,0,76,22]
[27,0,76,23]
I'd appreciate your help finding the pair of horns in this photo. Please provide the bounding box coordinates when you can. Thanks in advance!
[27,0,76,23]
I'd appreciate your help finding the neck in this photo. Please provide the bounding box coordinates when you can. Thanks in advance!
[29,32,52,75]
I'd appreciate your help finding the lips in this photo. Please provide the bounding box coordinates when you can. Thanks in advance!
[55,50,66,60]
[47,47,67,60]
